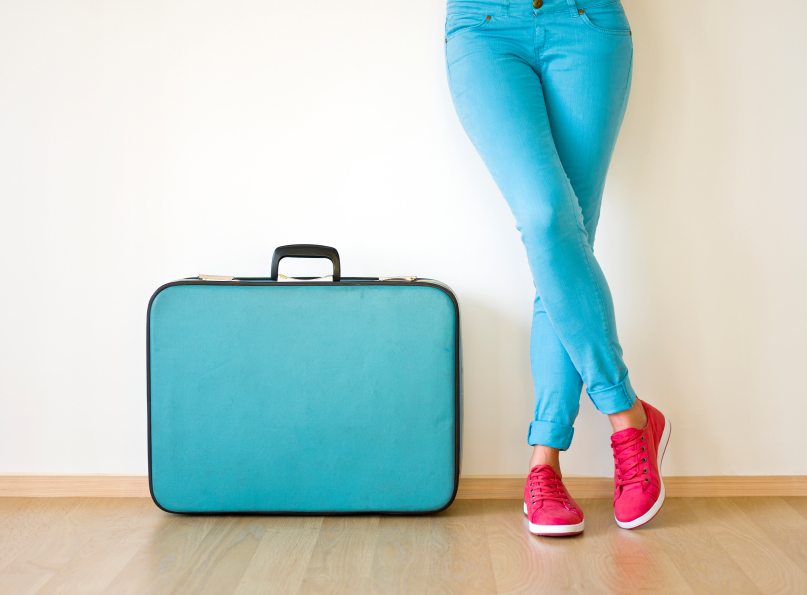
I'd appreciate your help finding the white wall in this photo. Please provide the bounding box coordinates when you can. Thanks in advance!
[2,0,806,477]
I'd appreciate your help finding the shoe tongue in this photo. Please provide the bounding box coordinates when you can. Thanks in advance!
[529,464,558,478]
[528,465,565,510]
[611,426,641,445]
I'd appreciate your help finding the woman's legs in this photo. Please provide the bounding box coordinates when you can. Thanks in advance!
[446,1,635,455]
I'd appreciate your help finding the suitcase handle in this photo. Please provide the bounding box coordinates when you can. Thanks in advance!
[270,245,341,282]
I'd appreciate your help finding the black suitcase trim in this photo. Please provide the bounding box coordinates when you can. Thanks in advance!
[147,279,462,516]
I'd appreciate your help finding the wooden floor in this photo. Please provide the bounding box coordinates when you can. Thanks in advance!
[0,497,806,594]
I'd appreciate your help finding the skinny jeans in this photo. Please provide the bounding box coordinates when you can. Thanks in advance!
[445,0,636,450]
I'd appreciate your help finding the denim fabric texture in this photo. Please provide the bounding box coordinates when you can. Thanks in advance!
[446,0,635,450]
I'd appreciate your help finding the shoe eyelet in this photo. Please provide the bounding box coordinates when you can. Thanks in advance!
[644,478,650,483]
[641,446,646,452]
[641,436,645,441]
[642,457,647,463]
[644,468,649,474]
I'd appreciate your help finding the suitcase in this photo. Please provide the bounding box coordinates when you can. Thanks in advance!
[147,245,461,514]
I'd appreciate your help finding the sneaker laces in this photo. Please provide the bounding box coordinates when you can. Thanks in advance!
[612,430,650,491]
[527,467,571,508]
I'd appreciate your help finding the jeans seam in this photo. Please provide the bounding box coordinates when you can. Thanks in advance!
[580,16,631,36]
[533,21,540,72]
[543,0,618,15]
[445,18,491,42]
[445,41,451,86]
[623,46,633,111]
[580,0,621,9]
[565,181,622,382]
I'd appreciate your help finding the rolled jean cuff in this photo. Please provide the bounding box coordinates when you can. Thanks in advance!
[586,373,636,415]
[527,420,575,451]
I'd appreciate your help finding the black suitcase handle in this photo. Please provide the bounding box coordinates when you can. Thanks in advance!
[270,245,341,282]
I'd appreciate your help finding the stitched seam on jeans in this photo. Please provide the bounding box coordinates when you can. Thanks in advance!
[565,180,622,383]
[623,46,633,113]
[580,0,621,10]
[445,37,452,86]
[533,17,539,71]
[445,16,491,41]
[566,47,633,393]
[544,0,619,14]
[580,15,631,36]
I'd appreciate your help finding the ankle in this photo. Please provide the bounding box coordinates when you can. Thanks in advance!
[529,445,561,477]
[608,398,648,433]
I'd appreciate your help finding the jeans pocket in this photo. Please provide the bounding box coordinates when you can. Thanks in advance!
[445,14,491,41]
[579,2,631,36]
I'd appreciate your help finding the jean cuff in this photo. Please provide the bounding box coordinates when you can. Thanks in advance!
[527,420,574,451]
[586,373,636,415]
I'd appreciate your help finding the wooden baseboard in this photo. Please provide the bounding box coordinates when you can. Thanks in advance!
[456,475,807,499]
[0,475,152,498]
[1,475,805,499]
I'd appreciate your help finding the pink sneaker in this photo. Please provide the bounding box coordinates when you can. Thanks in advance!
[523,465,584,536]
[611,399,671,529]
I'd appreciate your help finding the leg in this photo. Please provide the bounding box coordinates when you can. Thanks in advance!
[539,4,637,423]
[447,11,636,452]
[537,4,667,529]
[446,17,585,453]
[529,297,582,455]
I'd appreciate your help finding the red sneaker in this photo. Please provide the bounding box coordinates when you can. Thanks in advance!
[523,465,584,536]
[611,399,671,529]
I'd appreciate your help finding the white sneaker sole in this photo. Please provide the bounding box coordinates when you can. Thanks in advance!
[523,502,585,535]
[615,416,672,530]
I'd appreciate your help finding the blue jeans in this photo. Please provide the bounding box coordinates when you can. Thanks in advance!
[446,0,635,450]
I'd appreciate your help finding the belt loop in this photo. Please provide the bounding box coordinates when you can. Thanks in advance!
[501,0,510,18]
[566,0,579,17]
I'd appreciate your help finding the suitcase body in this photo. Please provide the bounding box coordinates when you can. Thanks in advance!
[147,245,461,514]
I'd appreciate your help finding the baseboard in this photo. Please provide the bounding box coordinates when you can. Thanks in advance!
[0,475,152,498]
[1,475,805,499]
[456,475,807,499]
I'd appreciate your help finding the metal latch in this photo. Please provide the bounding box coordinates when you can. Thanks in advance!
[378,276,418,282]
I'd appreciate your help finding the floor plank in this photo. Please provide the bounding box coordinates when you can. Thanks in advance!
[783,496,807,522]
[370,515,432,594]
[0,499,84,575]
[234,516,323,595]
[299,516,380,595]
[688,497,807,593]
[172,517,264,595]
[104,512,220,594]
[1,497,806,594]
[0,498,31,526]
[0,498,132,594]
[643,498,760,594]
[731,497,807,575]
[35,499,170,595]
[484,498,620,595]
[583,498,694,595]
[428,500,496,595]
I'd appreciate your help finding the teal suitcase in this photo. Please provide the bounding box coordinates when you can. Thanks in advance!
[147,245,461,514]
